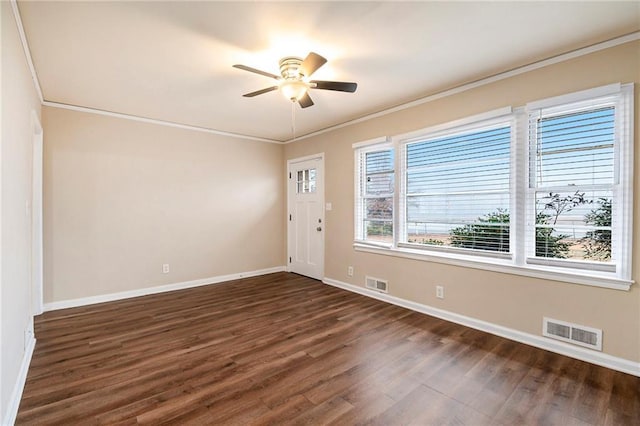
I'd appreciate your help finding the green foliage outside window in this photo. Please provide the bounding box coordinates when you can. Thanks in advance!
[534,211,571,258]
[448,209,574,258]
[533,191,589,258]
[449,209,510,252]
[447,192,612,260]
[582,198,612,261]
[367,222,393,236]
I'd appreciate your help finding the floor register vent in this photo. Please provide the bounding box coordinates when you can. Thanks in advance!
[543,317,602,351]
[365,276,388,293]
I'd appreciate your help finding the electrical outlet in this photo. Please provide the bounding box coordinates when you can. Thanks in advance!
[347,266,354,277]
[162,264,170,274]
[436,285,444,299]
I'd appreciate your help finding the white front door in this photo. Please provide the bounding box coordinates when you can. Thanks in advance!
[288,156,324,280]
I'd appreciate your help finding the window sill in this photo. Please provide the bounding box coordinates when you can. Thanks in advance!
[353,242,633,291]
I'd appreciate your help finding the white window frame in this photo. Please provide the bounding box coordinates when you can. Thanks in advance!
[396,111,515,260]
[523,83,634,281]
[352,84,634,291]
[353,137,394,248]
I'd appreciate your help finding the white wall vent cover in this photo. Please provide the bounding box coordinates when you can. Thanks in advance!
[543,317,602,351]
[365,276,388,293]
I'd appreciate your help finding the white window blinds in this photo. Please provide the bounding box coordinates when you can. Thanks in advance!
[527,97,618,267]
[355,145,394,245]
[403,123,512,255]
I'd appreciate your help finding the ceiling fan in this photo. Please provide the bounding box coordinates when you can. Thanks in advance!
[233,52,357,108]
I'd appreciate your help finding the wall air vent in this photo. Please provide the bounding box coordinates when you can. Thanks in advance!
[365,276,388,293]
[543,317,602,351]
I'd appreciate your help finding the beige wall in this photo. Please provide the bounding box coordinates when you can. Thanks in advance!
[285,41,640,362]
[1,2,42,422]
[33,37,640,367]
[43,107,284,302]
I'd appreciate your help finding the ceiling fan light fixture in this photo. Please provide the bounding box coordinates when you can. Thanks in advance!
[280,80,309,102]
[234,51,356,107]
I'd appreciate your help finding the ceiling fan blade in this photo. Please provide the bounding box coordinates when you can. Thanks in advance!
[243,86,278,97]
[300,52,327,77]
[298,92,314,108]
[233,64,279,80]
[311,80,357,93]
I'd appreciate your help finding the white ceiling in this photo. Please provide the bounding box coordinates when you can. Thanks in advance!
[17,1,640,142]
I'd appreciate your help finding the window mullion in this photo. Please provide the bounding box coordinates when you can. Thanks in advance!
[615,84,634,280]
[395,139,404,248]
[513,110,526,266]
[354,149,364,241]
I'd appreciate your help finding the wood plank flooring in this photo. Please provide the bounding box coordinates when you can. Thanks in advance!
[17,272,640,425]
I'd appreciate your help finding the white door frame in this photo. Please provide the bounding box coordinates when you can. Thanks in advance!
[31,111,43,315]
[287,153,325,279]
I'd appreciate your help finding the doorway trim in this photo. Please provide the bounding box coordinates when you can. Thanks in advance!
[286,153,325,280]
[31,111,43,315]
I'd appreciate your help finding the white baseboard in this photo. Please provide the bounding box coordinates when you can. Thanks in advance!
[3,334,36,426]
[43,266,286,311]
[323,277,640,377]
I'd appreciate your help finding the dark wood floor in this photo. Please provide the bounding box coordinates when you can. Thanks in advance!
[17,272,639,425]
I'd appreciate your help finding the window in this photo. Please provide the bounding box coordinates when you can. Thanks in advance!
[354,139,394,245]
[402,121,512,256]
[297,168,316,193]
[353,84,634,289]
[525,84,633,278]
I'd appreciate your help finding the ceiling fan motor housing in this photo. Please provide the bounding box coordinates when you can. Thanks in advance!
[279,57,305,80]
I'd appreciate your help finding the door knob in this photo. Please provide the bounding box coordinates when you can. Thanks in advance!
[316,226,322,232]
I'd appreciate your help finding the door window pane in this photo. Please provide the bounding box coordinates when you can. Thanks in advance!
[297,168,316,193]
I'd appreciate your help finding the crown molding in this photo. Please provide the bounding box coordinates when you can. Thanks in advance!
[42,101,283,144]
[11,1,638,145]
[285,31,640,144]
[11,0,43,103]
